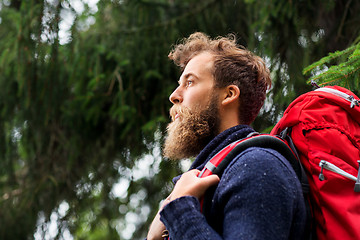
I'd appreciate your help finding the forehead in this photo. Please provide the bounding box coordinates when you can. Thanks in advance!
[181,52,214,77]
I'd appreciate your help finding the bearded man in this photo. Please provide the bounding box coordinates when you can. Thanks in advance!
[147,32,307,240]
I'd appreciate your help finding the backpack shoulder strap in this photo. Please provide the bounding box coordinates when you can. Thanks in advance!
[199,134,305,185]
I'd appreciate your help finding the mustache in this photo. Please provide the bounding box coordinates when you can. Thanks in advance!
[169,105,191,121]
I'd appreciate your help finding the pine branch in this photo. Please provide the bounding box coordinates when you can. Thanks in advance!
[303,44,356,75]
[304,41,360,90]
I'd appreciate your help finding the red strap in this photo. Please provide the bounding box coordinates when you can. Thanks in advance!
[198,140,242,178]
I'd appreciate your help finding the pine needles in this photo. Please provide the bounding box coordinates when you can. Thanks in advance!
[303,38,360,91]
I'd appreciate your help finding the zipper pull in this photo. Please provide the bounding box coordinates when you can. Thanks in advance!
[311,80,320,89]
[354,160,360,193]
[349,95,360,108]
[349,96,359,108]
[319,161,325,181]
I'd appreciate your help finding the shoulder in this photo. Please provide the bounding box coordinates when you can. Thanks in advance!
[224,146,297,180]
[217,146,302,199]
[207,146,306,239]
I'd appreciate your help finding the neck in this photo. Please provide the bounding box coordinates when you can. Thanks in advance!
[218,110,241,133]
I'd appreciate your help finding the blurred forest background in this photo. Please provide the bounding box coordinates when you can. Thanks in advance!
[0,0,359,239]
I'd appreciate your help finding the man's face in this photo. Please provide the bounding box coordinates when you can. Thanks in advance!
[169,52,216,113]
[163,52,221,160]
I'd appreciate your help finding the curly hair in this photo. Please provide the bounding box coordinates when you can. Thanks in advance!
[168,32,271,125]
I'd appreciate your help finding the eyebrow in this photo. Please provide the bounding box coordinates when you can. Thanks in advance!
[178,73,198,85]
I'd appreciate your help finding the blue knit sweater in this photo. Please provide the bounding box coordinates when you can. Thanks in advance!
[160,125,307,239]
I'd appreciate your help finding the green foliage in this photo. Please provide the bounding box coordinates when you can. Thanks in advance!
[0,0,360,239]
[303,39,360,93]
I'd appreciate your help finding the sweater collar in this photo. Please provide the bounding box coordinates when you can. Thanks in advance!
[190,124,254,170]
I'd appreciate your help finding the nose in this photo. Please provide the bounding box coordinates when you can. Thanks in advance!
[169,86,183,104]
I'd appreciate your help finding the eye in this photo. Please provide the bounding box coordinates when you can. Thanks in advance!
[186,80,193,87]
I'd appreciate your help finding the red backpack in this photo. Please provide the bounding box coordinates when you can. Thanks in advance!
[200,85,360,239]
[271,85,360,240]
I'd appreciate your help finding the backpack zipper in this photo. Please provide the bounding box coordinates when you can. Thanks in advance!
[319,160,357,182]
[315,88,360,108]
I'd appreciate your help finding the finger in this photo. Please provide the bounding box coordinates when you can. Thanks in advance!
[187,169,200,176]
[193,175,220,197]
[200,174,220,187]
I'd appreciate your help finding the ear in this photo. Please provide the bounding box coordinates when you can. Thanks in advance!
[221,85,240,106]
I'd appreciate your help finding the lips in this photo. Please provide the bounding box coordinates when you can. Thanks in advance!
[171,113,179,122]
[169,105,184,121]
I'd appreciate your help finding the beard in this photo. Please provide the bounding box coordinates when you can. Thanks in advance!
[163,94,220,160]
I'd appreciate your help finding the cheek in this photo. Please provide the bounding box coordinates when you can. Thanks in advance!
[185,90,211,108]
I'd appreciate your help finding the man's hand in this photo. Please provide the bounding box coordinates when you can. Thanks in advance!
[169,169,220,201]
[147,170,219,239]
